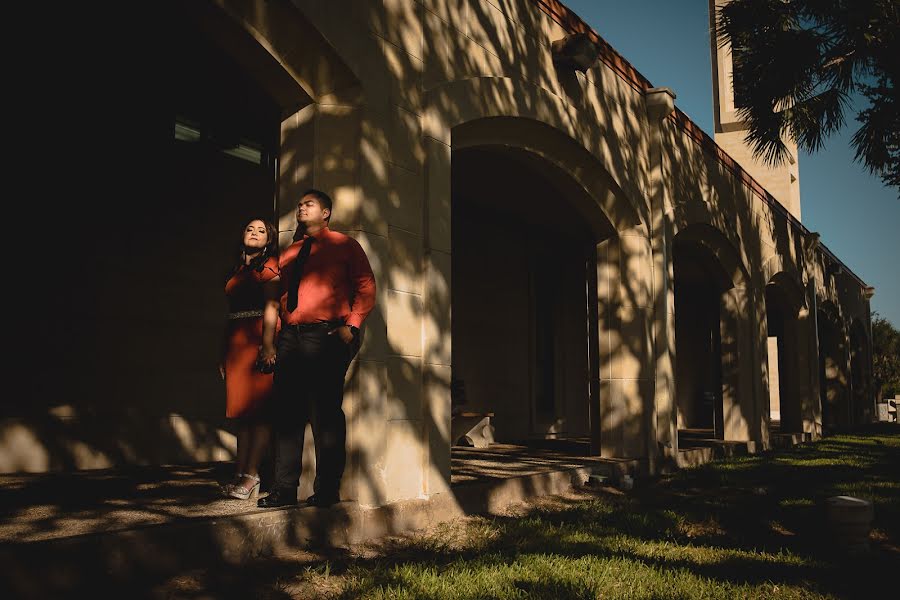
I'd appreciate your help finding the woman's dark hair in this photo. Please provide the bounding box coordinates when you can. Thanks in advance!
[227,218,278,281]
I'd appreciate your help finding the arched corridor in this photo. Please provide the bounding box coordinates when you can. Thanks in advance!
[450,143,601,444]
[672,225,753,445]
[849,320,873,424]
[764,274,806,433]
[673,243,726,437]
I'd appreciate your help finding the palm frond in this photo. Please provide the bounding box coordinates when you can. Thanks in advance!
[784,87,849,153]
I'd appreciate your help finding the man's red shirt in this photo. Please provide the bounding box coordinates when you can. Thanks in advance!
[278,227,376,328]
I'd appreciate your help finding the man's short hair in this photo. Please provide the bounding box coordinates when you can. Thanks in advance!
[301,188,333,219]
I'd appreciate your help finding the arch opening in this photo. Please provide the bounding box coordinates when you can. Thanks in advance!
[764,281,803,433]
[817,307,849,431]
[849,320,872,424]
[672,225,749,445]
[450,142,614,449]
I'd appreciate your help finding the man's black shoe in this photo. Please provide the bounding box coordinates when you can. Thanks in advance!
[257,489,297,508]
[305,493,340,508]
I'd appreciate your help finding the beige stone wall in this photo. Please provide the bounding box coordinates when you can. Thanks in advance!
[3,1,875,501]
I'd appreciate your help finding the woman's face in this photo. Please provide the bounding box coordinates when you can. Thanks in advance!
[243,220,268,251]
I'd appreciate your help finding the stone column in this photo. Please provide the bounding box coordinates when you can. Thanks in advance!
[357,101,427,506]
[719,285,754,442]
[863,286,877,421]
[839,322,853,425]
[802,232,823,437]
[806,292,824,437]
[281,102,381,504]
[597,229,655,459]
[750,284,769,448]
[280,87,431,507]
[645,87,677,469]
[423,136,452,498]
[794,307,814,434]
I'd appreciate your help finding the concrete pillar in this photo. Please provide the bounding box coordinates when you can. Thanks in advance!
[597,229,655,459]
[862,286,877,422]
[803,231,824,438]
[281,102,382,504]
[423,136,452,497]
[368,103,426,505]
[720,286,754,442]
[646,87,677,469]
[280,98,432,507]
[651,217,677,465]
[795,307,816,435]
[750,284,770,447]
[840,324,853,426]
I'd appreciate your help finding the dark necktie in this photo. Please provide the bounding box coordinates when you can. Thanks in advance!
[286,236,315,312]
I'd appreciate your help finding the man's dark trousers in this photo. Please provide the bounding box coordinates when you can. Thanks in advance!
[271,321,359,500]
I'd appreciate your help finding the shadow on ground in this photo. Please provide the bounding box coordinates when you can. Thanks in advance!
[133,423,899,600]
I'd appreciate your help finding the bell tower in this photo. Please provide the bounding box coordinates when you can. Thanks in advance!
[709,0,801,220]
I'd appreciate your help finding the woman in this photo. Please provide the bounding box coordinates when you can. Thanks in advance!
[220,218,280,499]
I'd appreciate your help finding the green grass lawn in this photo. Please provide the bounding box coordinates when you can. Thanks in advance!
[157,424,900,599]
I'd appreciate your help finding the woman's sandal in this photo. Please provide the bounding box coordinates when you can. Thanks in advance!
[226,473,261,500]
[220,473,242,496]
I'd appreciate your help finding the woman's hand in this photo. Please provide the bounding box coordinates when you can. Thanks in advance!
[259,344,277,366]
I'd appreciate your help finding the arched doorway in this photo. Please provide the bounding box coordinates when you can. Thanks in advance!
[448,118,624,449]
[672,225,749,444]
[764,273,806,433]
[451,146,602,443]
[849,320,872,424]
[817,306,849,431]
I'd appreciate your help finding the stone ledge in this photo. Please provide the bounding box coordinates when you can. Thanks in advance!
[2,463,620,597]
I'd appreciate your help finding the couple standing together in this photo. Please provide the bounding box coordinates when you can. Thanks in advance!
[222,189,376,508]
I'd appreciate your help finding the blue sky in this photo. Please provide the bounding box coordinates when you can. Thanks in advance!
[562,0,899,327]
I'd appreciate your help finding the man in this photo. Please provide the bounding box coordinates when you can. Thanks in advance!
[257,189,376,508]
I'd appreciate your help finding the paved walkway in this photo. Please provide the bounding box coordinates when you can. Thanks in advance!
[5,439,790,596]
[1,442,629,544]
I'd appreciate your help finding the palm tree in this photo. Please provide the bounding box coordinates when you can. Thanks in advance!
[715,0,899,194]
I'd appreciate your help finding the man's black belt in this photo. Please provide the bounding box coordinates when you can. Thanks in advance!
[285,319,344,332]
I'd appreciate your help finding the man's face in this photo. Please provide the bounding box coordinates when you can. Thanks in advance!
[296,195,329,228]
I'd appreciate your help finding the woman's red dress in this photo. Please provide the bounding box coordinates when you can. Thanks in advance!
[223,257,279,419]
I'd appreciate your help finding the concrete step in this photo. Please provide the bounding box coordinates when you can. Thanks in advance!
[2,458,638,597]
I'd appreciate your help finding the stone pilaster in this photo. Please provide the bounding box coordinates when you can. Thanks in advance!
[645,87,677,468]
[597,229,655,459]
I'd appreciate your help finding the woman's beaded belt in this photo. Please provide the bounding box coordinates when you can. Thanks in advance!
[227,310,264,320]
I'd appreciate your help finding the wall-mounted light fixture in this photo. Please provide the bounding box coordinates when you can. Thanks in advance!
[551,33,600,73]
[803,231,821,255]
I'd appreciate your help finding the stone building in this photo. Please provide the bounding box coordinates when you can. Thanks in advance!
[2,0,875,511]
